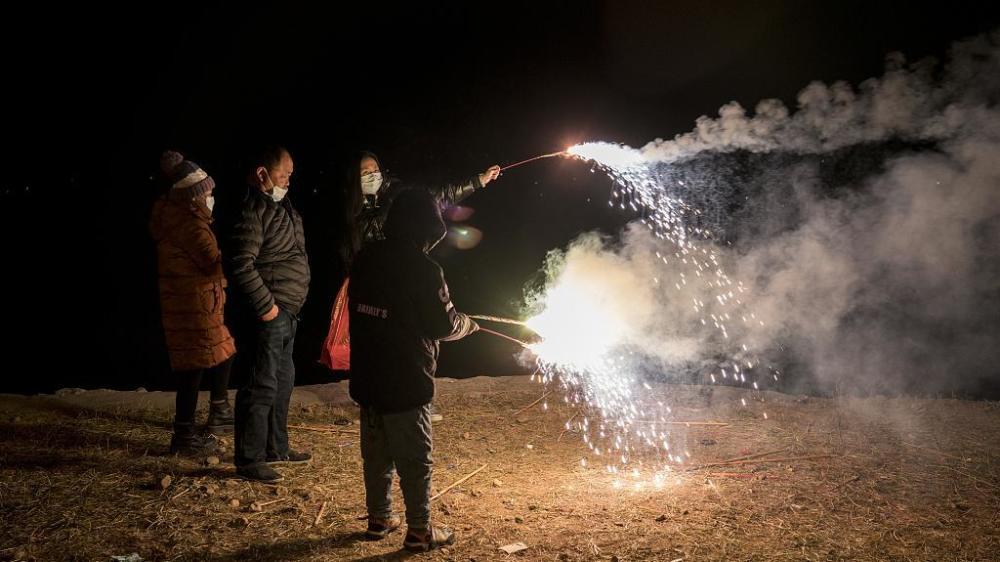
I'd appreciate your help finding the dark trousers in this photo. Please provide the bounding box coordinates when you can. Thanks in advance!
[174,357,233,425]
[361,404,433,529]
[234,309,297,467]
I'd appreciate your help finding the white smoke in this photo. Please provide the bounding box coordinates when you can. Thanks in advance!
[530,29,1000,395]
[640,31,1000,163]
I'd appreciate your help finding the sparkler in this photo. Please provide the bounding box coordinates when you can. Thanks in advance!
[478,327,531,348]
[517,140,773,481]
[469,314,527,327]
[499,150,567,172]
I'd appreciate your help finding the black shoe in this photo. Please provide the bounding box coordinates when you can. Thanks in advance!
[266,450,312,466]
[205,399,234,433]
[236,462,284,483]
[170,422,219,456]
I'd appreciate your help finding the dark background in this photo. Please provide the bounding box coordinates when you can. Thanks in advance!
[3,1,999,395]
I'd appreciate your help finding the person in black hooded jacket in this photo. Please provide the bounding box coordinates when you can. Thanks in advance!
[348,188,478,551]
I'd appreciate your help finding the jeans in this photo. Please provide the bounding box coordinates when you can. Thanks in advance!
[234,309,297,467]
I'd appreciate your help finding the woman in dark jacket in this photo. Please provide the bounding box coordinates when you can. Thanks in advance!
[150,151,236,454]
[342,151,500,266]
[320,151,499,373]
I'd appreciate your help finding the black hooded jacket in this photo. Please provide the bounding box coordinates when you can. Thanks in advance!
[348,189,477,412]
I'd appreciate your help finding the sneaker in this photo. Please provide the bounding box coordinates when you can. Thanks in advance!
[403,525,456,552]
[365,514,401,540]
[236,462,284,483]
[266,449,312,466]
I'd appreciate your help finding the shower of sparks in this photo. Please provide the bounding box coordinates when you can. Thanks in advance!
[523,141,776,478]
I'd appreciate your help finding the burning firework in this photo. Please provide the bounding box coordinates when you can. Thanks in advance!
[507,141,774,478]
[499,150,567,172]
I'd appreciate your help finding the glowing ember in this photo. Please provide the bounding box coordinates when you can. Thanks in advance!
[567,142,645,169]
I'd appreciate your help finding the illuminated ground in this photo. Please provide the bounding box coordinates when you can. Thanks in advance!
[1,376,998,561]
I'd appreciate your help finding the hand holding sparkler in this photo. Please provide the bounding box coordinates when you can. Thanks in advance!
[479,165,501,187]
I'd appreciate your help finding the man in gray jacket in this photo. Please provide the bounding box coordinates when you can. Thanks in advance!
[228,145,311,483]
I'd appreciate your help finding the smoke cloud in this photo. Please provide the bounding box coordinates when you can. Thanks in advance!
[527,30,1000,396]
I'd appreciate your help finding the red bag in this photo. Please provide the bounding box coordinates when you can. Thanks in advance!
[319,278,351,370]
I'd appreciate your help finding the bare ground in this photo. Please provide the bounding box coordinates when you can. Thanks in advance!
[1,376,998,561]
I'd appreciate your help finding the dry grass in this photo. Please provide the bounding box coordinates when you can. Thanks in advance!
[1,376,999,561]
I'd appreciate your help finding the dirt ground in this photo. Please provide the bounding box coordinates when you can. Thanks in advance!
[1,375,998,561]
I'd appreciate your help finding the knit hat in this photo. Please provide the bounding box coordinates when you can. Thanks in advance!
[160,150,215,200]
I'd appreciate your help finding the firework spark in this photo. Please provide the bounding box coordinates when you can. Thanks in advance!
[522,141,773,477]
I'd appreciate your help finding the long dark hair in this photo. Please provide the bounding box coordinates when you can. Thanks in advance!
[342,150,382,265]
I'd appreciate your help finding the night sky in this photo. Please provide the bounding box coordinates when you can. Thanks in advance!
[4,1,1000,394]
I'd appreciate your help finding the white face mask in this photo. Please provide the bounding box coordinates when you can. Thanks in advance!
[205,196,215,212]
[271,185,288,202]
[361,172,383,195]
[264,169,289,202]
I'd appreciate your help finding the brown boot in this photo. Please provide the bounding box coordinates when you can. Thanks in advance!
[403,525,455,552]
[365,514,401,540]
